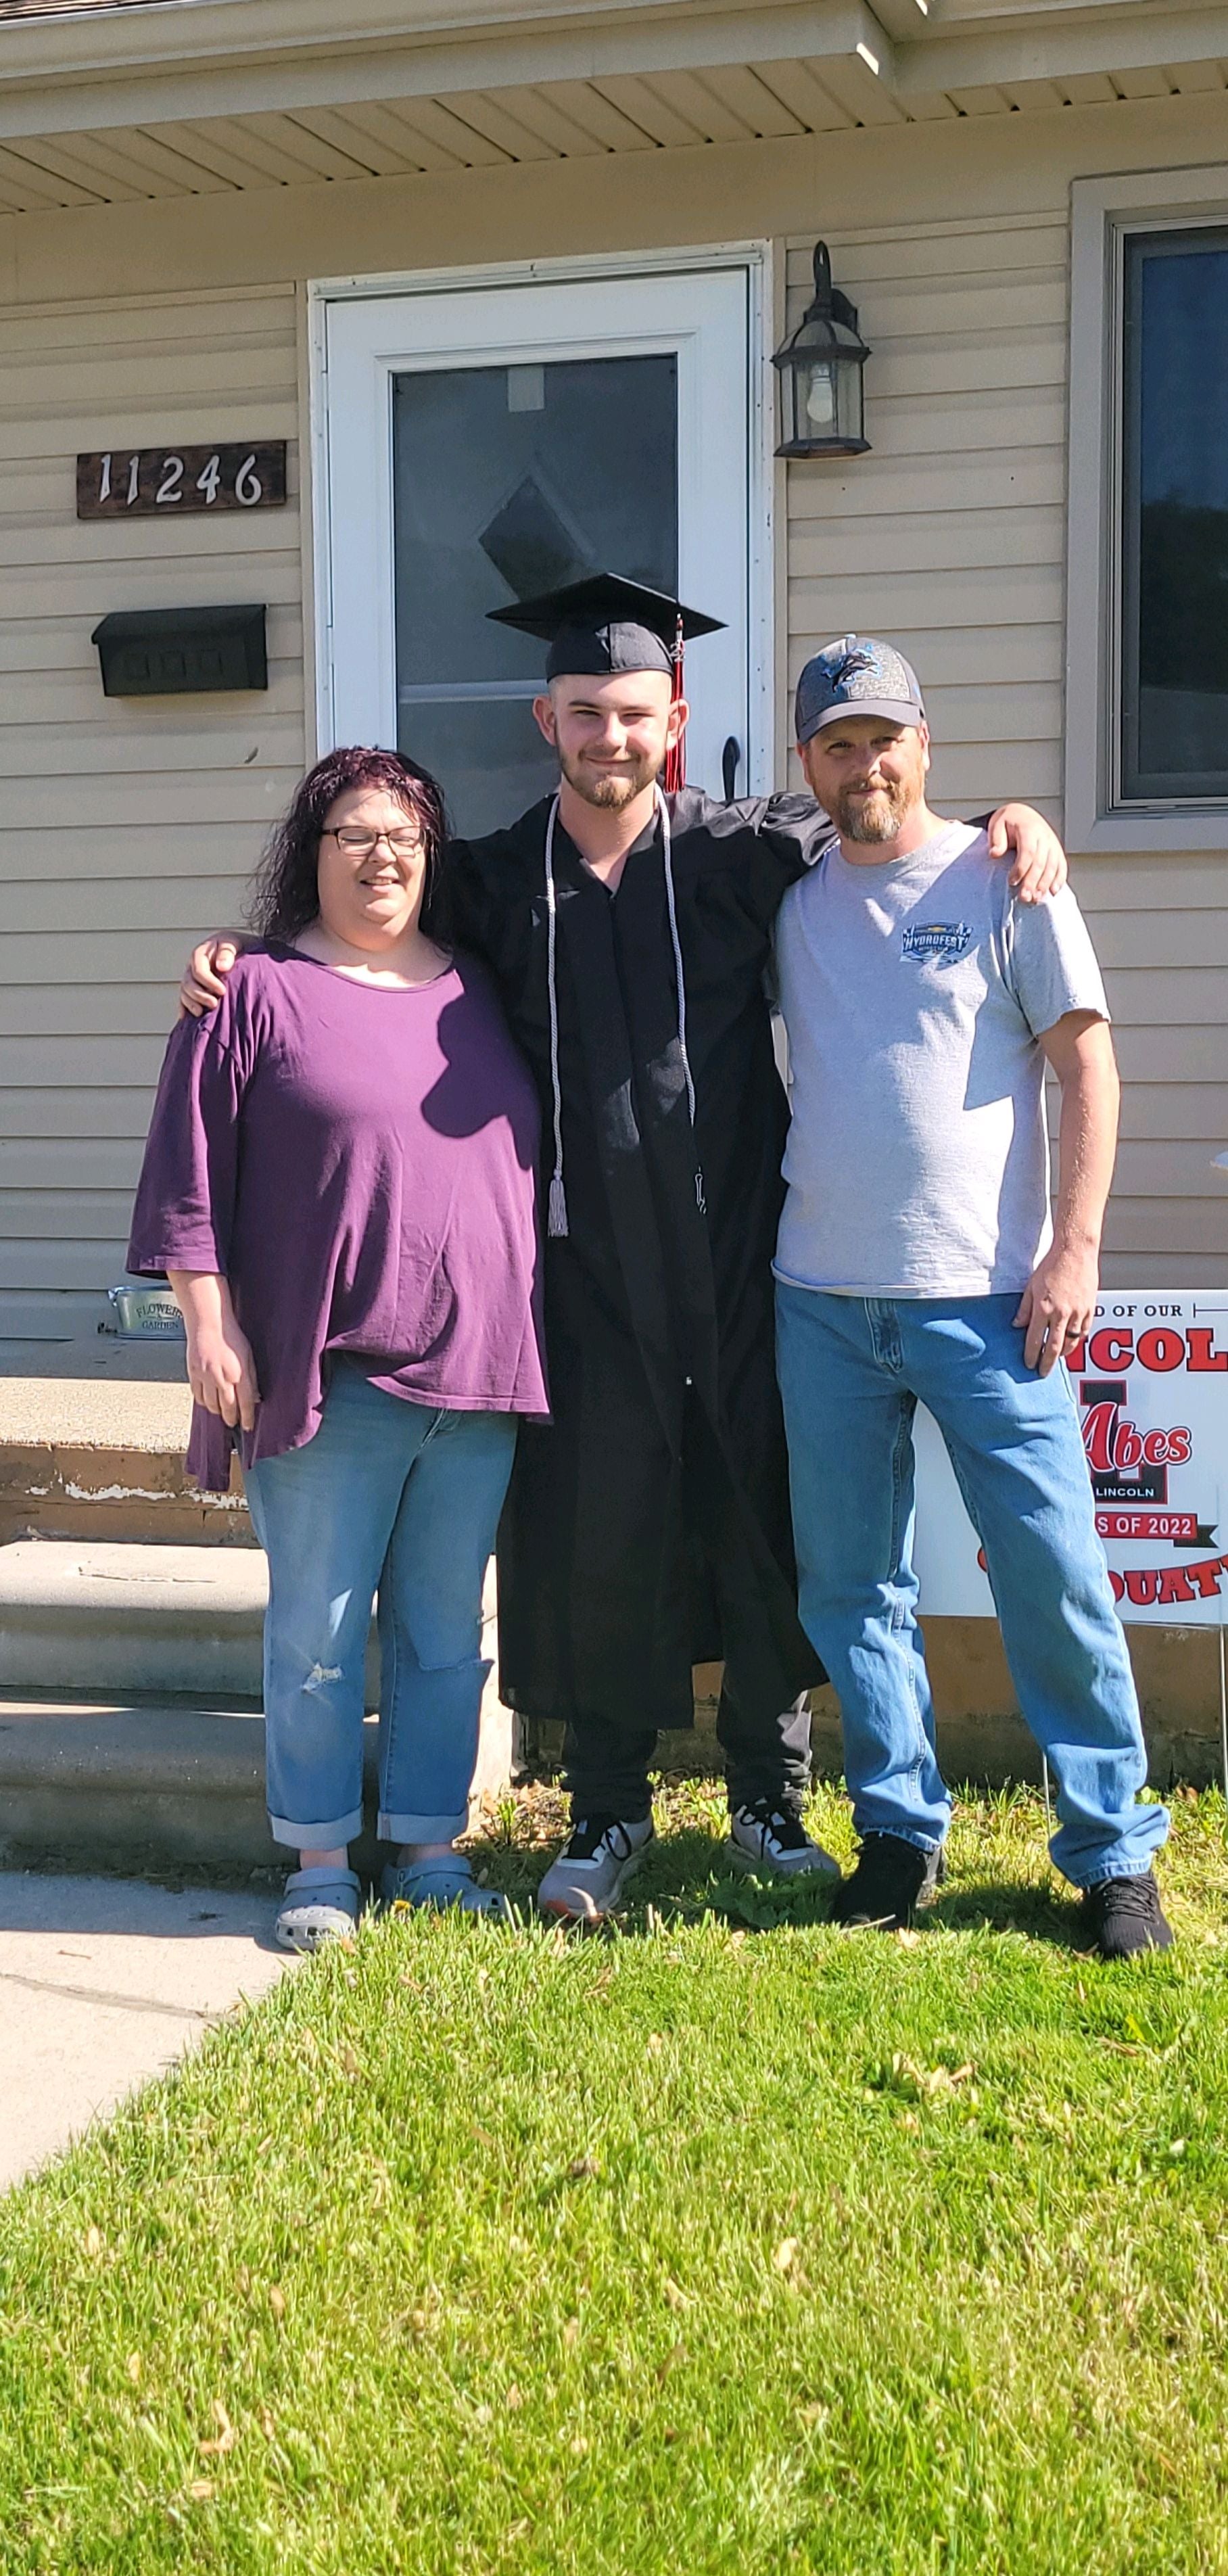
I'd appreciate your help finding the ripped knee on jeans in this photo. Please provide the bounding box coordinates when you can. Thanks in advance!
[303,1659,344,1693]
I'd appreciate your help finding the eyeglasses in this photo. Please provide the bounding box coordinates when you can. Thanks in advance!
[322,826,423,858]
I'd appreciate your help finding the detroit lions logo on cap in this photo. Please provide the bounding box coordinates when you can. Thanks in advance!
[794,633,926,745]
[828,638,905,698]
[902,922,972,964]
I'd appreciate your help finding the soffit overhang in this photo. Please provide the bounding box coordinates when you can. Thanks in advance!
[0,0,1217,213]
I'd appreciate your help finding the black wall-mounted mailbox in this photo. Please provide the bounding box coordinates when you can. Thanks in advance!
[91,603,268,697]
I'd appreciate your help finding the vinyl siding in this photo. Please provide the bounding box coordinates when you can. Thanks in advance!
[0,283,302,1336]
[0,89,1225,1334]
[783,216,1228,1288]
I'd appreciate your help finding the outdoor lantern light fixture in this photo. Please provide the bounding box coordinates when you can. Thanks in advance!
[773,241,870,458]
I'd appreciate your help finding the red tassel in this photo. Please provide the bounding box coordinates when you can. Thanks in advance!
[662,613,685,795]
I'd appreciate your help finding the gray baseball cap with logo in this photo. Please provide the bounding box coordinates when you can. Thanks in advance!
[795,634,926,745]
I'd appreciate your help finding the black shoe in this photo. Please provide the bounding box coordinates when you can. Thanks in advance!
[1081,1871,1173,1961]
[831,1832,941,1931]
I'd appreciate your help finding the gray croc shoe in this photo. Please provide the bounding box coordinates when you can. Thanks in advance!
[275,1866,362,1954]
[382,1856,513,1923]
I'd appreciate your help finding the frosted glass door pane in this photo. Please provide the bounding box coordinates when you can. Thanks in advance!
[392,354,677,836]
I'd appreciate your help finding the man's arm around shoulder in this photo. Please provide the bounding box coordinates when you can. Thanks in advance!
[179,935,242,1018]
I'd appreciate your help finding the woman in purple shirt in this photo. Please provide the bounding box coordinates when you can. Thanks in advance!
[128,748,548,1950]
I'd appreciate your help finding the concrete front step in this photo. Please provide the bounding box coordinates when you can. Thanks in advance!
[0,1369,248,1545]
[0,1697,270,1871]
[0,1538,368,1699]
[0,1444,248,1547]
[0,1693,515,1876]
[0,1539,512,1870]
[0,1539,261,1696]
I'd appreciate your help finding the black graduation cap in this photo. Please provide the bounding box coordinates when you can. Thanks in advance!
[487,571,724,682]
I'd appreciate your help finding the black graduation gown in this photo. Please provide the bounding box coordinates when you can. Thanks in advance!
[445,787,836,1735]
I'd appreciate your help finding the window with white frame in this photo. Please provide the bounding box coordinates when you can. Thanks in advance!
[1067,170,1228,852]
[1121,227,1228,803]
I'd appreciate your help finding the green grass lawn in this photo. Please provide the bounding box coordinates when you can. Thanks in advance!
[2,1781,1227,2575]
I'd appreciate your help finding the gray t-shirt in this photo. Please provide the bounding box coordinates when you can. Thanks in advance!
[773,821,1110,1298]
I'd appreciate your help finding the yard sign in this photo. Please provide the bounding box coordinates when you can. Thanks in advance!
[914,1290,1228,1626]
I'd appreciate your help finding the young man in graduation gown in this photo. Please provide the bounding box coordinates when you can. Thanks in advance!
[177,574,1067,1923]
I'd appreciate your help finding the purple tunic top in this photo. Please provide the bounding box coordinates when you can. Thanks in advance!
[128,943,548,1491]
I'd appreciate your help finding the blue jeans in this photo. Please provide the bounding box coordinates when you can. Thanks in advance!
[244,1365,517,1849]
[774,1286,1168,1889]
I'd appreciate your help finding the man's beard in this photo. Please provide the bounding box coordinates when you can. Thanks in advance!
[558,742,660,810]
[830,777,914,842]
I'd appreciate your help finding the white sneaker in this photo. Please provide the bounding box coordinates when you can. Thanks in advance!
[536,1815,655,1923]
[726,1800,840,1879]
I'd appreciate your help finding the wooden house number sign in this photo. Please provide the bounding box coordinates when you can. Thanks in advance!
[76,441,287,517]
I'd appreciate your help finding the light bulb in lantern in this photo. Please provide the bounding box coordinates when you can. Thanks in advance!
[805,364,837,429]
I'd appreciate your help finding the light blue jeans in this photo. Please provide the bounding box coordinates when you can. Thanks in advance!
[775,1286,1169,1889]
[243,1363,517,1850]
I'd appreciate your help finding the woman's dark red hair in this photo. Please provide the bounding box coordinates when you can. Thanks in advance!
[247,745,449,943]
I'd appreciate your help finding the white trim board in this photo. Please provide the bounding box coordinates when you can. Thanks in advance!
[308,242,774,307]
[1066,163,1228,857]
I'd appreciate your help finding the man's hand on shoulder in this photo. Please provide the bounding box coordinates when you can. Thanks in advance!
[179,936,241,1020]
[986,805,1066,906]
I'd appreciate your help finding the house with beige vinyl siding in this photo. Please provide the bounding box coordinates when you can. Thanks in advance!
[0,0,1224,1346]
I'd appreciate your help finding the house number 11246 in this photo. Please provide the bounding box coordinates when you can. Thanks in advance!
[76,441,288,518]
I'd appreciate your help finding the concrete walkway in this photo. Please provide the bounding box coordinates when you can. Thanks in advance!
[0,1871,290,2192]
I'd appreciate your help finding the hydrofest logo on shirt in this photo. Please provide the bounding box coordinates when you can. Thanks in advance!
[901,922,973,966]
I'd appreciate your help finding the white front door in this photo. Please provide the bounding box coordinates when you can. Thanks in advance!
[317,264,761,837]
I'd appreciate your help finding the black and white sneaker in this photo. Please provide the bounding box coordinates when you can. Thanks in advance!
[1081,1871,1173,1961]
[831,1832,943,1930]
[727,1798,840,1880]
[536,1815,654,1923]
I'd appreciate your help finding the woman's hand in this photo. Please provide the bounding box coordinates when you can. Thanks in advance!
[168,1271,260,1429]
[179,937,240,1020]
[985,805,1067,904]
[188,1315,261,1430]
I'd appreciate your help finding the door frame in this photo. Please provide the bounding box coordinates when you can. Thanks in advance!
[306,241,776,795]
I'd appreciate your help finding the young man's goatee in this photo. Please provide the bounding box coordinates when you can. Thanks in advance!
[559,747,659,810]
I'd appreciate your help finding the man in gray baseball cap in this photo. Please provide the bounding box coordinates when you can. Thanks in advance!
[794,634,926,747]
[773,634,1172,1958]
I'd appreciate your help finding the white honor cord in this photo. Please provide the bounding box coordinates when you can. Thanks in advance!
[543,792,569,1238]
[656,785,706,1216]
[541,784,707,1242]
